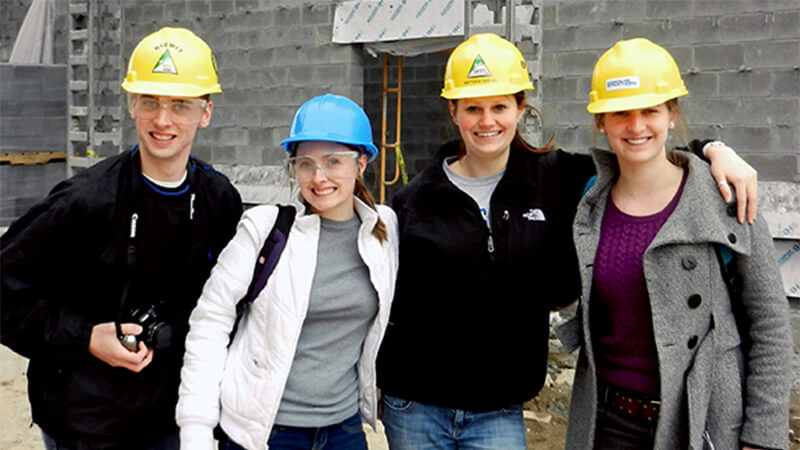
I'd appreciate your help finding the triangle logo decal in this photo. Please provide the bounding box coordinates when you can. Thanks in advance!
[467,55,491,78]
[152,50,178,75]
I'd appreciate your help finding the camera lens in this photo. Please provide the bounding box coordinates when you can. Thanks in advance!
[148,323,173,350]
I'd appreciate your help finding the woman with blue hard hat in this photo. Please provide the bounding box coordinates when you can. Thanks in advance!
[177,94,399,450]
[375,33,760,449]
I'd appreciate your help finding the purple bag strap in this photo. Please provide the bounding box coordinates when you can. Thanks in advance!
[229,204,295,344]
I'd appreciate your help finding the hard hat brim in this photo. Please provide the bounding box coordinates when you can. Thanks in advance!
[587,90,687,114]
[122,80,221,98]
[441,82,533,100]
[280,135,379,163]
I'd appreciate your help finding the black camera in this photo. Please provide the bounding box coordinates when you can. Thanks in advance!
[118,305,173,352]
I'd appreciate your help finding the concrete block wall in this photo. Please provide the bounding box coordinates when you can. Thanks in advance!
[540,0,800,182]
[0,163,66,227]
[0,64,67,227]
[0,64,67,152]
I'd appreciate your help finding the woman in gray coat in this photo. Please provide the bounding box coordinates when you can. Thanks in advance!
[560,38,791,449]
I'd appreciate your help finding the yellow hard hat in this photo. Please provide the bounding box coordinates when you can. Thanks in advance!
[587,38,687,114]
[441,33,533,100]
[122,27,221,97]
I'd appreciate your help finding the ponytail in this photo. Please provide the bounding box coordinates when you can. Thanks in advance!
[354,177,388,243]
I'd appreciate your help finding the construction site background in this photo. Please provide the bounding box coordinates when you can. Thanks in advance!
[1,0,798,448]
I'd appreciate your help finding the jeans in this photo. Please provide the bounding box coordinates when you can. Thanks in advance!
[219,412,367,450]
[41,429,179,450]
[593,401,657,450]
[380,394,527,450]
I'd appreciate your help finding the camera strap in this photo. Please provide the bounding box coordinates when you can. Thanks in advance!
[114,151,196,342]
[115,211,140,340]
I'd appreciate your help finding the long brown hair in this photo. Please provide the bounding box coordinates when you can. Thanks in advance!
[354,176,388,243]
[451,91,555,158]
[290,143,388,243]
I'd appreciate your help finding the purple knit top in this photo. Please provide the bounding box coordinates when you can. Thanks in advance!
[590,169,687,397]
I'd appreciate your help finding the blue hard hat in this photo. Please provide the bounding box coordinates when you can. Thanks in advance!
[280,94,379,162]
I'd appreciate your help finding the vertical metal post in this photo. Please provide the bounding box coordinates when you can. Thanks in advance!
[380,53,403,204]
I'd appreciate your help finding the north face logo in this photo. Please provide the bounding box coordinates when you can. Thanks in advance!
[153,50,178,74]
[467,55,491,78]
[523,208,546,221]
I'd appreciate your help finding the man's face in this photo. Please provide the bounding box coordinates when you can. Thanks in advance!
[129,94,212,171]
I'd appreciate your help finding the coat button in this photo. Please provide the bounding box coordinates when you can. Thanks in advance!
[687,294,702,308]
[687,335,699,349]
[726,204,737,217]
[728,233,737,244]
[681,255,697,270]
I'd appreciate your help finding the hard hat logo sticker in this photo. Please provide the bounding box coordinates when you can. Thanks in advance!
[467,55,491,79]
[152,50,178,75]
[605,76,640,92]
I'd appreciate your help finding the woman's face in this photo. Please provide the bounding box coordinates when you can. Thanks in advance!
[600,103,675,166]
[291,141,366,221]
[449,95,524,161]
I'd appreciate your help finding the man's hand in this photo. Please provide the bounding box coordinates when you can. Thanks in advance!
[705,143,758,224]
[89,322,153,372]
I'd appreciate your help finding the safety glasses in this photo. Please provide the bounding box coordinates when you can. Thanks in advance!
[132,96,207,124]
[287,151,360,181]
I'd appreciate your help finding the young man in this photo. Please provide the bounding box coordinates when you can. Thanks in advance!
[0,27,242,450]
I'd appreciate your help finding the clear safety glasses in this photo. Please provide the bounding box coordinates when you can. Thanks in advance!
[132,96,207,124]
[287,151,360,181]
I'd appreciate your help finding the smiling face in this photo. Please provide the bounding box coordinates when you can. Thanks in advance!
[599,102,676,166]
[129,94,212,177]
[449,95,525,163]
[293,141,367,221]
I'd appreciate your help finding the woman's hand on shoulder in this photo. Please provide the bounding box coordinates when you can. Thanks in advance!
[704,142,758,224]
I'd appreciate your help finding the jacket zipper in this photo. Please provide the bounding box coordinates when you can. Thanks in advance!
[486,209,508,259]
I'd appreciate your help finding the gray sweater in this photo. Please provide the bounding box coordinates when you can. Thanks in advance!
[275,214,378,427]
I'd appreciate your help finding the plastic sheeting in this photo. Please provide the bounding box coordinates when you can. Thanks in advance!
[9,0,55,64]
[334,0,535,56]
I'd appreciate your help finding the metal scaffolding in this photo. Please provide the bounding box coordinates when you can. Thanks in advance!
[66,0,123,177]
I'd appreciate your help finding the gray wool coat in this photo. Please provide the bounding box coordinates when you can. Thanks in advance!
[558,149,791,450]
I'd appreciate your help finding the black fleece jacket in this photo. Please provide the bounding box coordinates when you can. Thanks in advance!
[376,140,595,411]
[1,147,242,449]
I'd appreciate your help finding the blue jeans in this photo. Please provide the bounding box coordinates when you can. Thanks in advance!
[219,412,367,450]
[41,429,179,450]
[380,394,527,450]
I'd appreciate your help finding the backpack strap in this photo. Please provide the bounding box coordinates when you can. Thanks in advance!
[582,175,597,197]
[714,243,748,350]
[228,204,296,345]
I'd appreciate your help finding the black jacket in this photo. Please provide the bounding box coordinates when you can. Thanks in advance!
[0,147,242,449]
[376,140,595,411]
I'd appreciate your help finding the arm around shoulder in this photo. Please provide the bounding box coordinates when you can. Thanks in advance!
[737,214,792,448]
